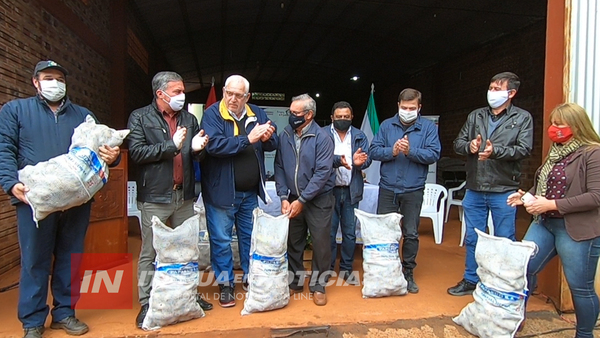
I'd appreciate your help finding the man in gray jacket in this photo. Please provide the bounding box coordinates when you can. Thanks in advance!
[275,94,335,306]
[448,72,533,296]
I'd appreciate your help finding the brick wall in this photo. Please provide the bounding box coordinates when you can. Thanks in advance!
[61,0,110,44]
[0,0,111,276]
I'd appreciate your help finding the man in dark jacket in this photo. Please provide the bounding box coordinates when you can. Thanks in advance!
[448,72,533,296]
[369,88,441,294]
[324,101,371,285]
[200,75,278,308]
[127,71,212,328]
[275,93,335,306]
[0,60,121,338]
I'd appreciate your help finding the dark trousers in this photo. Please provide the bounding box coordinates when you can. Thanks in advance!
[330,186,358,272]
[16,201,92,329]
[287,192,334,293]
[376,187,424,271]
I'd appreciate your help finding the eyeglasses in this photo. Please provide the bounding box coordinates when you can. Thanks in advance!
[286,109,310,117]
[224,90,249,100]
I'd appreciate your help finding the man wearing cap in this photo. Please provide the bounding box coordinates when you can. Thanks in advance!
[127,71,212,328]
[0,61,122,338]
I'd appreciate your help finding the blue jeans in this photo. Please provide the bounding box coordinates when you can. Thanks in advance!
[525,218,600,338]
[16,201,92,329]
[462,190,516,283]
[330,187,358,272]
[204,190,257,286]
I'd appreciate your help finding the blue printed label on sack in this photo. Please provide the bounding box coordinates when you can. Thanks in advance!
[198,230,209,242]
[156,262,199,274]
[364,243,400,262]
[71,147,107,184]
[479,282,526,302]
[251,253,286,264]
[364,243,399,253]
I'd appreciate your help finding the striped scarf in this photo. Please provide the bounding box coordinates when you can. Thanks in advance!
[535,139,581,198]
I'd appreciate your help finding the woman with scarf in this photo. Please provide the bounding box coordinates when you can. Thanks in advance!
[507,102,600,338]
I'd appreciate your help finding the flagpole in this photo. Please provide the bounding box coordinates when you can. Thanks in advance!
[361,83,380,185]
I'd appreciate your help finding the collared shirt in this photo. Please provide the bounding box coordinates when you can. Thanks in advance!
[488,107,507,122]
[331,124,352,186]
[229,107,247,121]
[294,120,313,152]
[162,110,183,185]
[40,94,65,115]
[487,107,508,138]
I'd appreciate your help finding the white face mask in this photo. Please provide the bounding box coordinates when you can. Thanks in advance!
[487,90,510,109]
[39,79,66,102]
[398,108,419,123]
[163,92,186,111]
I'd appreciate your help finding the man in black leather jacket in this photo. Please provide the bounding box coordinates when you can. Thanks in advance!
[127,71,212,328]
[448,72,534,296]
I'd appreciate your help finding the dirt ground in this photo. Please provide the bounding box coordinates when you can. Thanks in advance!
[0,211,586,338]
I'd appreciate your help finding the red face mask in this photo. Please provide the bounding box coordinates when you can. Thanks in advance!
[548,125,573,143]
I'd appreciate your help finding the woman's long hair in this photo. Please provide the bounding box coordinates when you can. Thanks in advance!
[550,103,600,146]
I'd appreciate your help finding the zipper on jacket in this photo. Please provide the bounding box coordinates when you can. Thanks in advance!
[294,141,301,196]
[293,132,316,197]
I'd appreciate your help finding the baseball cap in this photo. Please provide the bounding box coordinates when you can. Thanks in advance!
[33,60,68,77]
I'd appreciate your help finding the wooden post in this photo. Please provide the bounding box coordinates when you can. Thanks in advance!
[536,0,569,311]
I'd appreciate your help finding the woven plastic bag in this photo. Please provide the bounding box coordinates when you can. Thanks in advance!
[232,229,242,270]
[18,115,129,224]
[143,215,204,330]
[153,214,200,264]
[193,198,211,271]
[194,197,242,270]
[241,208,290,315]
[356,209,407,298]
[453,229,538,338]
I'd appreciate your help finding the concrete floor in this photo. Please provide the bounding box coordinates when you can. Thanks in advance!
[0,209,570,338]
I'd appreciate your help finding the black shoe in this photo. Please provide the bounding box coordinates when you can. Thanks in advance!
[219,285,235,308]
[340,271,360,286]
[447,279,477,296]
[23,326,44,338]
[136,304,149,328]
[404,269,419,294]
[50,316,89,335]
[196,294,213,311]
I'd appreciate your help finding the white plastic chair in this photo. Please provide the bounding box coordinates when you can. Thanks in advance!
[445,181,466,223]
[127,181,142,228]
[419,183,448,245]
[460,211,495,247]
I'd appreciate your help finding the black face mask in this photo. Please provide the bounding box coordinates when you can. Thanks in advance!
[289,114,306,130]
[333,119,352,132]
